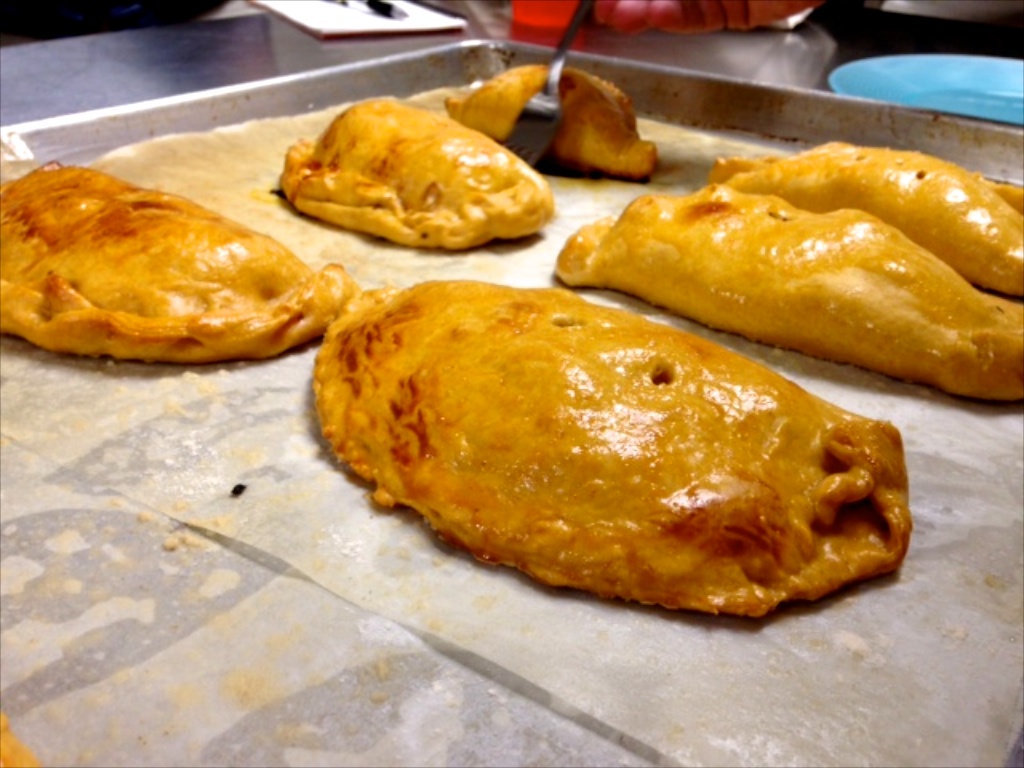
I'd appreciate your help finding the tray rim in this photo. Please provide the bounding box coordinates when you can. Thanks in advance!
[2,38,1022,184]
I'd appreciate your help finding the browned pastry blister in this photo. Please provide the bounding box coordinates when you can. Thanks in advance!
[0,164,360,363]
[280,99,554,250]
[445,65,658,182]
[557,185,1023,401]
[314,280,912,617]
[710,142,1024,296]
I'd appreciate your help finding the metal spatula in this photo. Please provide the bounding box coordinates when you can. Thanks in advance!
[503,0,596,166]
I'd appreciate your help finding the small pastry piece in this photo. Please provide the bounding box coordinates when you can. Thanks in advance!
[445,65,657,181]
[0,712,40,768]
[709,142,1024,296]
[314,280,912,617]
[280,99,554,250]
[556,185,1024,401]
[1,164,359,363]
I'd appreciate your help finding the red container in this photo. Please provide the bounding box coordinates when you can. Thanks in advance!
[511,0,582,29]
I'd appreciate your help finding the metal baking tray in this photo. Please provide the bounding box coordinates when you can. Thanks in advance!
[1,40,1021,768]
[2,39,1022,183]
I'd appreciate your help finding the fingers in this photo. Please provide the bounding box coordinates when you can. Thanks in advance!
[594,0,653,34]
[594,1,734,34]
[742,0,824,28]
[594,0,823,33]
[649,1,728,33]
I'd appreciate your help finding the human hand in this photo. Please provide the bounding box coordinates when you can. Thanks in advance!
[593,0,825,34]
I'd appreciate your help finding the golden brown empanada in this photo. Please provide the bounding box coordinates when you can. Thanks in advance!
[314,280,912,617]
[0,164,360,363]
[445,65,657,181]
[556,185,1024,401]
[709,142,1024,296]
[280,99,554,250]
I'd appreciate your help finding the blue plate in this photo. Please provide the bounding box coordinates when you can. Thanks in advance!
[828,54,1024,126]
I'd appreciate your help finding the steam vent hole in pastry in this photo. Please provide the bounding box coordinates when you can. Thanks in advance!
[648,359,676,386]
[551,312,676,384]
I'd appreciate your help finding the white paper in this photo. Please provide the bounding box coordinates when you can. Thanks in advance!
[250,0,466,38]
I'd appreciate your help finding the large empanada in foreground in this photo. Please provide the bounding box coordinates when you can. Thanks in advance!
[445,65,657,182]
[1,164,359,363]
[280,99,554,250]
[557,185,1023,401]
[709,142,1024,296]
[314,281,912,617]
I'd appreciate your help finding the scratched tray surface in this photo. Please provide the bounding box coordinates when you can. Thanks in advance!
[1,42,1022,768]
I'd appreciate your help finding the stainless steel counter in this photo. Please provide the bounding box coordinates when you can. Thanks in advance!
[2,0,1023,126]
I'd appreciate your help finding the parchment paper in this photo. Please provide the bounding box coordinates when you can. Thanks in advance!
[1,88,1021,767]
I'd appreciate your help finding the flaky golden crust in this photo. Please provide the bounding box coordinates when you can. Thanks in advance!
[445,65,658,182]
[709,142,1024,296]
[0,165,360,363]
[556,185,1024,401]
[314,281,912,617]
[279,99,554,250]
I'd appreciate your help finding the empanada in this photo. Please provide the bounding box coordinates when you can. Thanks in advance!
[709,142,1024,296]
[314,280,912,617]
[445,65,657,181]
[556,185,1024,401]
[1,164,359,363]
[280,99,554,250]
